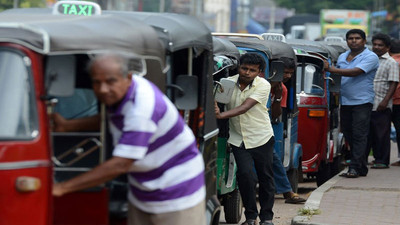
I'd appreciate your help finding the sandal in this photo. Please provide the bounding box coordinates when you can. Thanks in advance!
[371,163,389,169]
[284,193,306,204]
[391,161,400,166]
[339,168,359,178]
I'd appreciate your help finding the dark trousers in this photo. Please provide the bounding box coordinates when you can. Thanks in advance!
[340,103,372,175]
[232,137,275,221]
[392,104,400,158]
[367,109,392,165]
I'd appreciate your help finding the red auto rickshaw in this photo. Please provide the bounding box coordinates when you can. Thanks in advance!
[287,39,344,186]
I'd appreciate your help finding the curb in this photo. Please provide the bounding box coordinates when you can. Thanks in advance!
[291,170,345,225]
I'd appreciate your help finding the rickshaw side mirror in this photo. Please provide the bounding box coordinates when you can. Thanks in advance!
[173,75,198,110]
[268,60,284,82]
[327,73,341,93]
[214,78,236,104]
[45,55,76,96]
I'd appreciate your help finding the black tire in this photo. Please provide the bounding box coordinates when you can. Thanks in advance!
[223,189,243,223]
[330,154,345,177]
[316,161,331,186]
[287,167,299,193]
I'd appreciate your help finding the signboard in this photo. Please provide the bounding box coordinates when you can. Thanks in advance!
[261,33,286,42]
[52,1,102,16]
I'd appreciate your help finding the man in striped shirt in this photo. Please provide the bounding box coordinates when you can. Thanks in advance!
[52,54,206,225]
[368,33,399,169]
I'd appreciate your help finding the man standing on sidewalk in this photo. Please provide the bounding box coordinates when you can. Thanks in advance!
[215,53,275,225]
[324,29,379,178]
[390,38,400,167]
[368,33,399,169]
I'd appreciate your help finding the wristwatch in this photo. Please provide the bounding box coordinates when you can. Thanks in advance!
[274,96,282,102]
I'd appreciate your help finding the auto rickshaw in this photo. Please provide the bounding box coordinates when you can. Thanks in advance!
[0,2,219,225]
[287,39,344,186]
[212,36,243,223]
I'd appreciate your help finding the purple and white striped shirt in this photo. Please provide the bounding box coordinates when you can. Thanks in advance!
[108,75,205,213]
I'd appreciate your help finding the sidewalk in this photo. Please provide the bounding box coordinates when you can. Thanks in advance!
[292,143,400,225]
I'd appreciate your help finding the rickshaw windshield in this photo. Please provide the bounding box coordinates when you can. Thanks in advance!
[296,64,324,96]
[0,49,38,140]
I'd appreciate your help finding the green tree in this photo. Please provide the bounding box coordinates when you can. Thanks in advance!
[0,0,45,12]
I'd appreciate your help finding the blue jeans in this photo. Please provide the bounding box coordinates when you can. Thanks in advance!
[273,150,292,194]
[340,103,372,174]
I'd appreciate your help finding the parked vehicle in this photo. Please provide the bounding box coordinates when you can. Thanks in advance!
[287,39,344,186]
[0,2,220,225]
[212,36,243,224]
[213,33,303,192]
[320,9,371,38]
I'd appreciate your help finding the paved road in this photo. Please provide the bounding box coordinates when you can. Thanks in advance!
[219,178,318,225]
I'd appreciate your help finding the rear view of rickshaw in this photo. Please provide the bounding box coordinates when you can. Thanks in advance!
[0,2,220,225]
[288,39,344,186]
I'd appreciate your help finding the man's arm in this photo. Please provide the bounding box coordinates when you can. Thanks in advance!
[270,82,283,120]
[215,98,258,119]
[377,81,398,111]
[53,156,134,196]
[323,60,365,77]
[52,113,101,132]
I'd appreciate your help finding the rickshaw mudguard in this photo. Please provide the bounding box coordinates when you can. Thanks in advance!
[292,143,303,169]
[216,138,237,192]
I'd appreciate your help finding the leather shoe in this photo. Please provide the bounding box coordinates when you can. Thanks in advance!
[260,220,274,225]
[241,219,256,225]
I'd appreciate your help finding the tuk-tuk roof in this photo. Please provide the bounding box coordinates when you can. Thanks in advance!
[287,39,336,60]
[294,49,325,69]
[319,41,349,55]
[0,10,166,68]
[105,11,213,53]
[212,37,240,60]
[261,40,296,60]
[226,37,273,59]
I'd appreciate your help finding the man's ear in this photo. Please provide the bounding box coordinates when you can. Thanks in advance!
[127,73,133,81]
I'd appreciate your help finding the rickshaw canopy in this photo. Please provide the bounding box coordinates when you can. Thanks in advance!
[106,11,213,53]
[0,11,166,71]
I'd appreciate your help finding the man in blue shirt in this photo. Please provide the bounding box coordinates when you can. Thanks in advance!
[324,29,379,178]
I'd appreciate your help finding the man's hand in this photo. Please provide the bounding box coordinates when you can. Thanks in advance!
[51,113,68,132]
[215,101,222,119]
[271,82,282,100]
[377,100,389,111]
[52,183,65,197]
[323,60,330,71]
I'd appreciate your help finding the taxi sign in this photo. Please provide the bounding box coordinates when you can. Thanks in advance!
[261,33,286,42]
[324,36,345,42]
[52,1,101,16]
